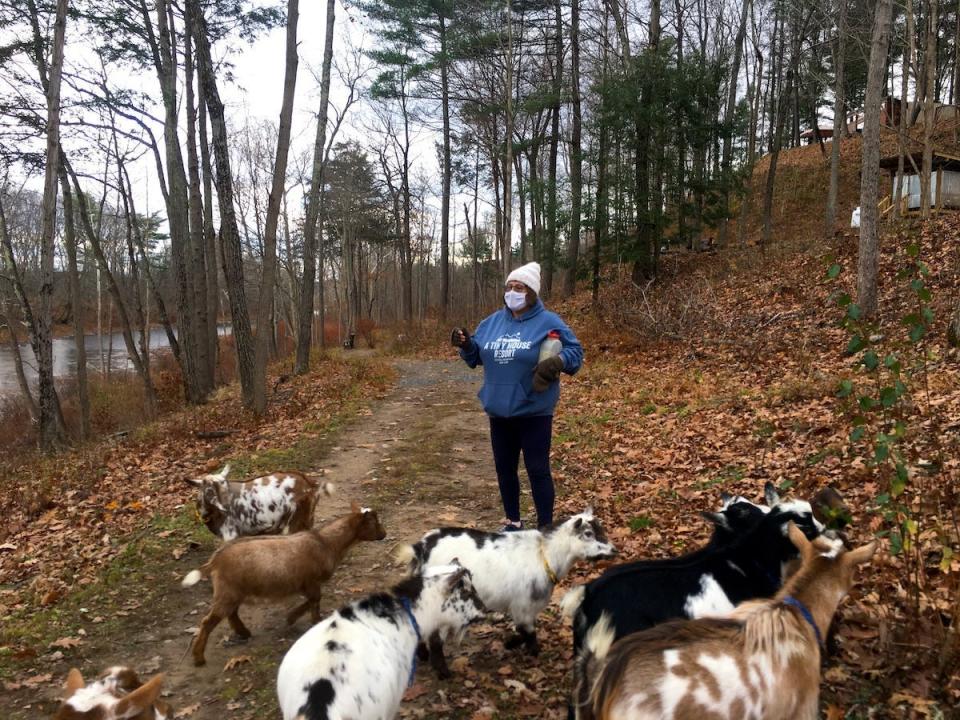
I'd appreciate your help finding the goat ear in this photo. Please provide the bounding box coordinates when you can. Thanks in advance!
[764,481,781,506]
[63,668,85,697]
[844,540,877,567]
[701,510,729,529]
[113,673,164,719]
[582,505,594,517]
[184,477,204,487]
[786,521,813,559]
[350,500,361,514]
[719,491,733,503]
[214,464,231,482]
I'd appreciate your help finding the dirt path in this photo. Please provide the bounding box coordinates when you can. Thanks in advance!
[10,358,568,720]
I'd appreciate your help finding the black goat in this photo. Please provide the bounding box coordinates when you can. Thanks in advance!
[562,483,825,654]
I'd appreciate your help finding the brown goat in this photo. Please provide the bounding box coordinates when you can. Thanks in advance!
[575,523,876,720]
[53,667,169,720]
[182,502,386,666]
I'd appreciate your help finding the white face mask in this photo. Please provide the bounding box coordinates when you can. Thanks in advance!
[504,290,528,311]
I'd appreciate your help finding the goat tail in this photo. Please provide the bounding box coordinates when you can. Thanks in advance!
[320,482,335,496]
[393,543,420,573]
[560,585,586,619]
[584,613,615,662]
[571,613,616,720]
[181,564,210,587]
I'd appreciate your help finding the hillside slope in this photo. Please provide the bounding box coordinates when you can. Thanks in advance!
[550,137,960,715]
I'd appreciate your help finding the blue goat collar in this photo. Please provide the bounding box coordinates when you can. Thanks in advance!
[399,597,421,687]
[782,595,823,648]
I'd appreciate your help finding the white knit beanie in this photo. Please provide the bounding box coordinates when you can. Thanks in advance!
[506,262,541,295]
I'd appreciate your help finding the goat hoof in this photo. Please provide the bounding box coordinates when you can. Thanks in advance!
[224,634,250,646]
[416,643,429,661]
[504,633,525,650]
[525,641,541,657]
[435,667,452,680]
[193,657,206,667]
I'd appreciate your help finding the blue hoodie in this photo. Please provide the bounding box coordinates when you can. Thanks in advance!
[459,299,583,418]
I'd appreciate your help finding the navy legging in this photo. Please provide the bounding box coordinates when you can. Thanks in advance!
[489,415,555,527]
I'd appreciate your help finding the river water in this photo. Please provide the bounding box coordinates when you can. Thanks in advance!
[0,327,220,398]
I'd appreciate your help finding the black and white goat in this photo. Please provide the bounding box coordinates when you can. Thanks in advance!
[561,483,826,655]
[186,465,333,541]
[276,562,485,720]
[400,508,617,675]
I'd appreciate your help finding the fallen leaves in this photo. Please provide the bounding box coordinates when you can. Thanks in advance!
[174,703,200,718]
[49,637,82,650]
[223,654,252,672]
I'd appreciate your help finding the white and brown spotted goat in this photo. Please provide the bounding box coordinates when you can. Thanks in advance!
[186,465,333,540]
[53,666,170,720]
[573,523,876,720]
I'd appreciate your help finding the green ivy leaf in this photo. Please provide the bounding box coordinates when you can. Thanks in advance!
[880,387,898,408]
[862,350,880,370]
[883,354,901,373]
[876,493,890,506]
[858,395,877,411]
[827,263,842,279]
[906,243,920,258]
[909,324,926,343]
[917,287,932,303]
[874,443,890,463]
[846,335,866,355]
[836,292,852,308]
[889,531,903,555]
[837,379,854,398]
[850,427,866,442]
[922,307,935,325]
[892,463,908,496]
[846,304,862,321]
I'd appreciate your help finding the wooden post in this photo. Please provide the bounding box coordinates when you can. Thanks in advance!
[936,167,943,211]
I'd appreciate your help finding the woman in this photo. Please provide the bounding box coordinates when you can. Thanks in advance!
[451,261,583,530]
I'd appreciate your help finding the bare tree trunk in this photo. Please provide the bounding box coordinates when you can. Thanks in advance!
[761,12,794,247]
[154,0,204,404]
[439,13,452,320]
[35,0,69,449]
[295,0,335,374]
[858,0,894,317]
[631,0,659,283]
[826,0,847,233]
[737,19,762,246]
[252,0,300,413]
[59,171,90,439]
[564,0,582,298]
[895,0,915,219]
[502,0,514,277]
[190,0,256,407]
[717,0,750,246]
[198,91,219,379]
[920,0,938,218]
[184,18,212,395]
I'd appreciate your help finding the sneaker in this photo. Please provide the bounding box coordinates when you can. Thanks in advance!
[500,521,524,533]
